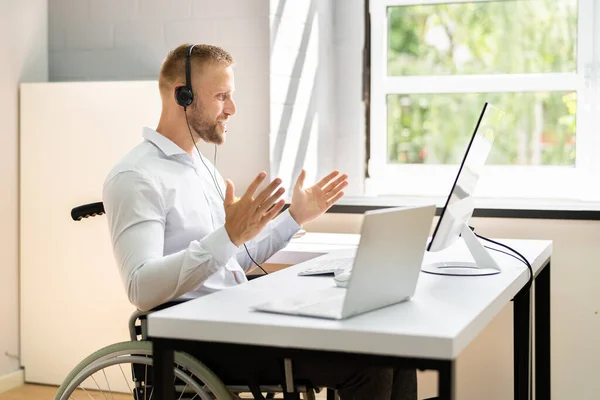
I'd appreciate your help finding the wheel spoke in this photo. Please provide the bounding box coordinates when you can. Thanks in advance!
[90,375,109,400]
[101,369,114,400]
[177,384,188,400]
[118,363,136,400]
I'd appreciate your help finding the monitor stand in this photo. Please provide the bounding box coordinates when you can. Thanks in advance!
[421,223,501,276]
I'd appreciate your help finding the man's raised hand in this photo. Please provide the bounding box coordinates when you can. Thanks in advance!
[223,172,286,246]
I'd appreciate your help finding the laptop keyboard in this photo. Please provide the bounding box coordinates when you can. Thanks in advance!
[297,257,354,276]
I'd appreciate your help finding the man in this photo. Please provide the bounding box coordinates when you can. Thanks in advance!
[102,43,416,400]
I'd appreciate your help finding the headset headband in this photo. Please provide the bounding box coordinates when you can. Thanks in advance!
[185,44,196,94]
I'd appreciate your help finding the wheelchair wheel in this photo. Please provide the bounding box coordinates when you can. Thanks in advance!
[54,341,233,400]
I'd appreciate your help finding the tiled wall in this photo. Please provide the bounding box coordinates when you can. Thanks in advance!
[49,0,269,81]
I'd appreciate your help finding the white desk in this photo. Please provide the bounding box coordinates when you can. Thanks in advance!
[148,233,552,400]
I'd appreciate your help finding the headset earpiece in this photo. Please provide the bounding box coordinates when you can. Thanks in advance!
[175,86,193,108]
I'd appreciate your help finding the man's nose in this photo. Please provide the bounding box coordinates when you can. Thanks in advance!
[225,98,236,116]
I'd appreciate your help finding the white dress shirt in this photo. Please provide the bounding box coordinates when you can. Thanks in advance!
[102,127,301,311]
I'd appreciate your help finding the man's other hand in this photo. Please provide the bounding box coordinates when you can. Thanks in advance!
[223,172,286,246]
[288,169,348,226]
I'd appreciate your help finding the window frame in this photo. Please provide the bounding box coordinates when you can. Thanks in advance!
[367,0,600,201]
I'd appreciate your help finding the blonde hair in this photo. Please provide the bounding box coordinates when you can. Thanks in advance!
[158,43,234,94]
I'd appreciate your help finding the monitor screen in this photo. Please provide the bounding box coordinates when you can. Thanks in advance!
[427,102,505,252]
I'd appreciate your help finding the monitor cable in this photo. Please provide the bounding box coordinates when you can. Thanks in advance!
[185,110,269,275]
[474,233,533,291]
[474,231,533,400]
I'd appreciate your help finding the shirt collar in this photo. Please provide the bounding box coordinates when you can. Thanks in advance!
[142,126,187,157]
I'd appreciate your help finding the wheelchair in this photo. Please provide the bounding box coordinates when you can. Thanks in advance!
[55,202,336,400]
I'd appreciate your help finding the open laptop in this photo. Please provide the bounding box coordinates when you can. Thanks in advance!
[252,204,435,320]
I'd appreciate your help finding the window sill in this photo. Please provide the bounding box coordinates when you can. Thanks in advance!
[324,195,600,220]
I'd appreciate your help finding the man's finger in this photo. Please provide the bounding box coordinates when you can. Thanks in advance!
[325,180,348,199]
[261,199,285,223]
[326,191,345,209]
[242,172,267,200]
[294,169,306,190]
[224,179,236,206]
[323,174,348,194]
[259,187,285,214]
[253,178,282,207]
[316,170,340,189]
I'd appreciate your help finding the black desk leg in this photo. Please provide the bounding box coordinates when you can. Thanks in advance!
[153,339,175,400]
[535,261,551,399]
[438,360,456,400]
[514,285,531,400]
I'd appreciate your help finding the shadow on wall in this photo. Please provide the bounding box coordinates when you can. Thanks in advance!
[270,0,321,192]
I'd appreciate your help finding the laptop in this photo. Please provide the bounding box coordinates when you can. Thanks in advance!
[252,204,436,320]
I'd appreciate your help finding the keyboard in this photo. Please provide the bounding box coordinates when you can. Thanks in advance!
[297,257,354,276]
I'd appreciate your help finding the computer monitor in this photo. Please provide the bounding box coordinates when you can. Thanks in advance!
[422,102,505,276]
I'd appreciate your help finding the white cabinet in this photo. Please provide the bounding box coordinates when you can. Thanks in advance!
[19,81,161,385]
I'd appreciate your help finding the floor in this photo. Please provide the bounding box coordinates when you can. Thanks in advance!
[0,385,130,400]
[0,384,329,399]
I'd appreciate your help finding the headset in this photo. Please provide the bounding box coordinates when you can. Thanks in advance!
[174,44,196,110]
[176,44,268,275]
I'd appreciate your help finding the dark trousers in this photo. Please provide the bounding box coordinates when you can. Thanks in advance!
[188,342,417,400]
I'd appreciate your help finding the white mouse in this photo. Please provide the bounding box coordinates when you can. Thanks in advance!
[333,270,351,288]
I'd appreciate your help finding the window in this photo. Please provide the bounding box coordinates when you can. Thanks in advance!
[368,0,600,201]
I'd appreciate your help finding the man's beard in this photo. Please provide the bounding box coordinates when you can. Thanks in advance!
[187,105,224,145]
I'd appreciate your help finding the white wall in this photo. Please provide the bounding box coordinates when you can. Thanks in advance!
[0,0,48,380]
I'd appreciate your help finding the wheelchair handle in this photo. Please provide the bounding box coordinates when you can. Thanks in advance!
[71,202,105,221]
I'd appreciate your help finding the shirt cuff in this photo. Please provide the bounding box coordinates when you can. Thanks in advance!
[274,209,302,239]
[201,225,240,265]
